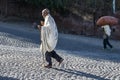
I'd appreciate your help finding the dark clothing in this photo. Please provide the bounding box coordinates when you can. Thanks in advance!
[45,50,62,65]
[103,35,113,49]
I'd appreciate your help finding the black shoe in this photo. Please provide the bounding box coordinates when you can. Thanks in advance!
[58,59,64,66]
[110,46,113,49]
[44,65,52,68]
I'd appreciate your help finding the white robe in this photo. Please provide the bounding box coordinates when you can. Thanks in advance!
[40,14,58,54]
[102,25,111,36]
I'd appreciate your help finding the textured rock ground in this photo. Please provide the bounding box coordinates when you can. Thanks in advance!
[0,22,120,80]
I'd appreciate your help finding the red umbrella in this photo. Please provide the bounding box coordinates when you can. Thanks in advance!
[96,16,118,26]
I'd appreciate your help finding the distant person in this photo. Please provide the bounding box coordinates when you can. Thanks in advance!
[37,8,63,68]
[102,25,113,49]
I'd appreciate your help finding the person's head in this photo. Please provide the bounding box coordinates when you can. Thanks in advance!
[42,8,50,18]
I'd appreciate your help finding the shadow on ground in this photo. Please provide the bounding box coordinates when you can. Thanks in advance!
[52,68,109,80]
[57,37,120,63]
[0,26,40,44]
[0,76,18,80]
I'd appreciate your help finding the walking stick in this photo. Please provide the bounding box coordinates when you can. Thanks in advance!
[41,43,45,67]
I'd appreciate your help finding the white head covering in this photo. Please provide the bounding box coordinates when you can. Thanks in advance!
[42,8,50,14]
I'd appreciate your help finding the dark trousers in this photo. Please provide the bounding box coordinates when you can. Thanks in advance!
[45,50,62,65]
[103,36,113,49]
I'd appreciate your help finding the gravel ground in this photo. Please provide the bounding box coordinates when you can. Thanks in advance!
[0,21,120,80]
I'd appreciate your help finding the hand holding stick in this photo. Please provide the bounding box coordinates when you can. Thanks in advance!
[41,21,44,26]
[37,21,44,31]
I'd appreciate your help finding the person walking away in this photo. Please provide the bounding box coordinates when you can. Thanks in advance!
[102,25,113,49]
[38,8,63,68]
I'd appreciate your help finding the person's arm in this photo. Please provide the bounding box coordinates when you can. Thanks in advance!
[41,21,44,26]
[37,20,44,31]
[37,25,41,31]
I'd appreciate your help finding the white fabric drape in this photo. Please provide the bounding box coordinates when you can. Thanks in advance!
[40,14,58,54]
[102,25,111,36]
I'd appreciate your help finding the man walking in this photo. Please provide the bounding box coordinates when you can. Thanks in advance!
[102,25,113,49]
[38,8,63,68]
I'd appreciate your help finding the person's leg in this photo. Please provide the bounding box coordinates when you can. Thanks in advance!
[103,38,107,49]
[50,50,63,62]
[45,51,52,66]
[106,37,113,48]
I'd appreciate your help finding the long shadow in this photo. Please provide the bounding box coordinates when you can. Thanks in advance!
[0,76,19,80]
[0,25,40,44]
[57,37,120,63]
[57,37,120,54]
[52,68,109,80]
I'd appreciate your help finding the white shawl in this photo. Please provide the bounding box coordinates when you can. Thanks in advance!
[40,14,58,54]
[102,25,111,36]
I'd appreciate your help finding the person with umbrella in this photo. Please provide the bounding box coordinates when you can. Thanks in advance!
[38,8,63,68]
[102,25,113,49]
[97,16,118,49]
